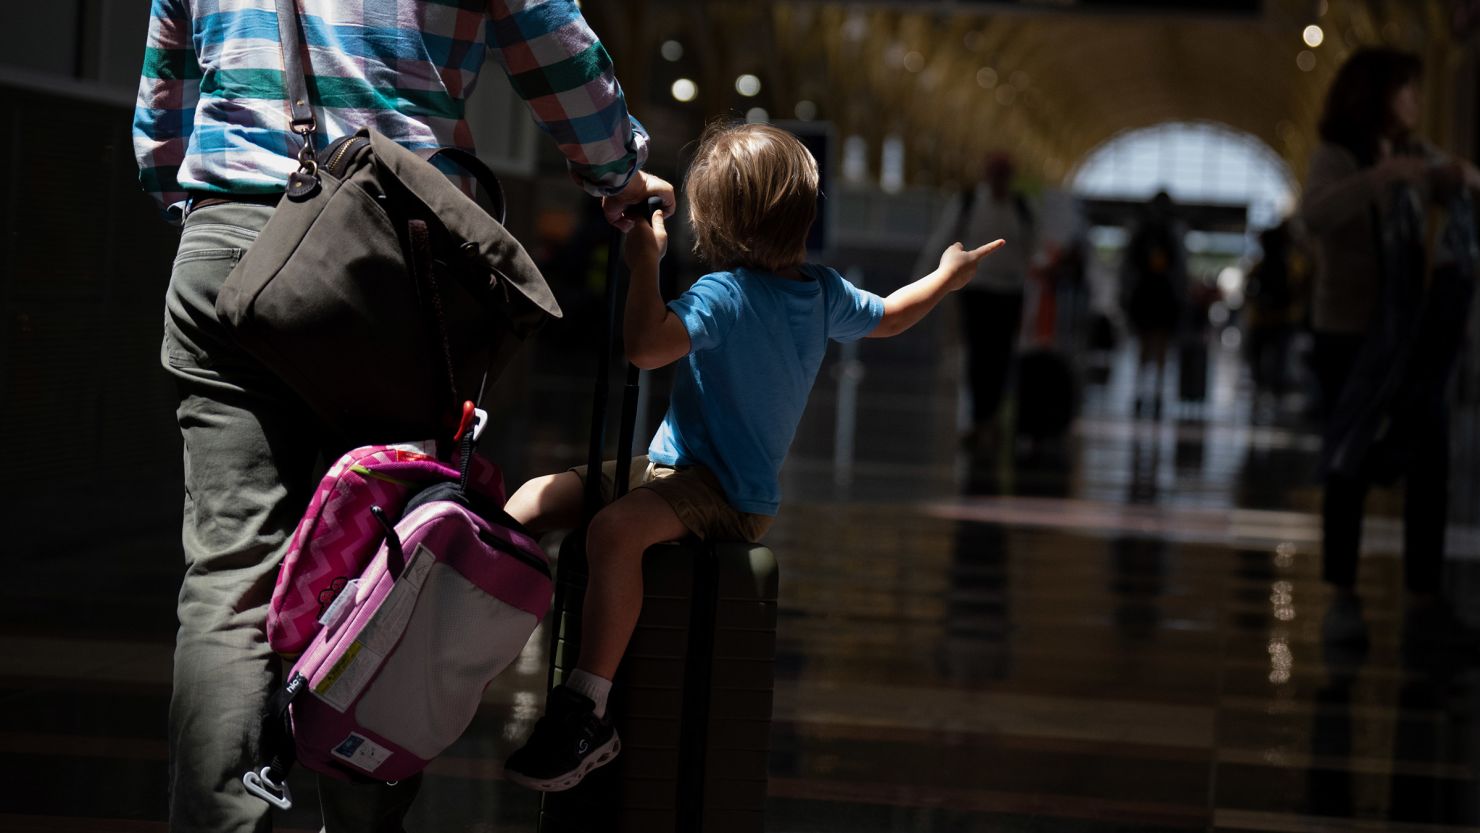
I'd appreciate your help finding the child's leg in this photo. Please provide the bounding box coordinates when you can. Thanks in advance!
[502,487,688,792]
[576,488,690,681]
[505,471,585,536]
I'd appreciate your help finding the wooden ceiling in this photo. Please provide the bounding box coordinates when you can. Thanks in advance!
[585,1,1472,187]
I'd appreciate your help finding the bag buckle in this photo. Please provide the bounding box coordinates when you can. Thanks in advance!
[295,138,318,177]
[242,765,294,810]
[454,402,488,444]
[473,407,488,442]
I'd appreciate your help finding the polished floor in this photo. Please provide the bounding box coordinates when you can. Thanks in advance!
[5,341,1480,832]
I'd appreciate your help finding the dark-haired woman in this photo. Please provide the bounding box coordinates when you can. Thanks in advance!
[1300,47,1480,653]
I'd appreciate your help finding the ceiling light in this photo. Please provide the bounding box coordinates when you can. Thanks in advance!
[671,78,698,103]
[1302,25,1324,48]
[735,74,762,97]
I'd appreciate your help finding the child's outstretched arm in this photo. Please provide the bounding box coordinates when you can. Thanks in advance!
[868,239,1006,338]
[623,210,692,369]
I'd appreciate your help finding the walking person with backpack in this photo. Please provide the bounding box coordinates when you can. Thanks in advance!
[499,122,1005,791]
[1120,190,1188,420]
[918,152,1036,454]
[133,1,672,828]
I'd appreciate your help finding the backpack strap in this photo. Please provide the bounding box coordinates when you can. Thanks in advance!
[242,672,306,810]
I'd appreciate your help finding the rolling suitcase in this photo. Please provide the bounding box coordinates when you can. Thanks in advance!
[538,205,779,833]
[1014,348,1078,441]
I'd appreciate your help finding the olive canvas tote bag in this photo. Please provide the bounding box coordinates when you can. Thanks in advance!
[214,0,560,443]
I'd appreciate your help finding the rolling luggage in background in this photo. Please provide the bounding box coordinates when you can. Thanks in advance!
[1014,348,1078,442]
[539,206,779,833]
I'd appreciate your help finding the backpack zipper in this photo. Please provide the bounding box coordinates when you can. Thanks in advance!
[475,525,553,579]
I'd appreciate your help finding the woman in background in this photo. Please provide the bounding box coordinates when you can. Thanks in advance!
[1300,47,1480,655]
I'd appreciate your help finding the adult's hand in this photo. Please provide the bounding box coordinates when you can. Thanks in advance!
[603,171,676,232]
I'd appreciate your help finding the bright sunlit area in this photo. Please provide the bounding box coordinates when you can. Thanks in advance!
[1073,120,1298,236]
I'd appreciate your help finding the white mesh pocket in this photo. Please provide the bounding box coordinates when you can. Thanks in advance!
[354,561,537,759]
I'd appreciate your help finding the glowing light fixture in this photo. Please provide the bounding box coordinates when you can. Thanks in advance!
[745,107,769,124]
[1302,24,1324,48]
[735,74,762,97]
[671,78,698,103]
[660,40,684,62]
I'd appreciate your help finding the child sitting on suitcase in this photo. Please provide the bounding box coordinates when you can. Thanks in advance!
[503,122,1004,791]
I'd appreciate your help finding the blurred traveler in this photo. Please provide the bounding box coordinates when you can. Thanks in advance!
[1120,190,1188,419]
[922,153,1036,452]
[1300,47,1480,657]
[1244,222,1308,411]
[133,0,672,829]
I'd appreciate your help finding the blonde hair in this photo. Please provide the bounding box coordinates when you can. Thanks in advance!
[685,122,818,272]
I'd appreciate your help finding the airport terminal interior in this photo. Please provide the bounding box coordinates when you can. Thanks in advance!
[4,0,1480,830]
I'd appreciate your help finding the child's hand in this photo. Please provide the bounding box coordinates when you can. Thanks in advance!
[938,239,1006,290]
[624,209,668,271]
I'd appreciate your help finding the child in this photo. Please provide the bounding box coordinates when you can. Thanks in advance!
[503,122,1004,791]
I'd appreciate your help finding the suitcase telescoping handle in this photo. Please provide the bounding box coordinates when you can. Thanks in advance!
[581,197,667,522]
[550,197,664,697]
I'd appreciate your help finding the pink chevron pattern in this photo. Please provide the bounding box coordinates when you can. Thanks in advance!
[266,442,509,655]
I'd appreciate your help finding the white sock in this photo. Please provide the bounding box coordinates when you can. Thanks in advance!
[565,669,612,719]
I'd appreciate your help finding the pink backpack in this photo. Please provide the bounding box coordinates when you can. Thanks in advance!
[243,423,552,809]
[265,439,507,656]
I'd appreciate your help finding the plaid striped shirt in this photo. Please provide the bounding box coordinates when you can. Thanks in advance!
[134,0,648,217]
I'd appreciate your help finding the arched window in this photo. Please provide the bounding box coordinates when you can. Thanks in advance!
[1070,121,1296,232]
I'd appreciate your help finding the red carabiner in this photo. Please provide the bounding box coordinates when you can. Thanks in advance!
[453,401,476,442]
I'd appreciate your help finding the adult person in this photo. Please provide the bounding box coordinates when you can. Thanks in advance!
[132,1,673,829]
[921,153,1036,453]
[1243,222,1306,413]
[1299,47,1480,653]
[1119,190,1188,420]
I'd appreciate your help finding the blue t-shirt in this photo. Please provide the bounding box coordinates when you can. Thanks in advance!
[648,264,885,515]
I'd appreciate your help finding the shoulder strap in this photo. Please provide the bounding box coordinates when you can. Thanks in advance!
[274,0,320,198]
[274,0,315,138]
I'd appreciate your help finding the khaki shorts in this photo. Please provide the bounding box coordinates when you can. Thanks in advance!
[572,456,773,543]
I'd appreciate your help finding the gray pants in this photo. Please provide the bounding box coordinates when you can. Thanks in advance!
[162,201,420,832]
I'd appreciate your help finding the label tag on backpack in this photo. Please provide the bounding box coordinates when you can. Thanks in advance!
[314,545,434,712]
[331,732,393,773]
[317,579,360,632]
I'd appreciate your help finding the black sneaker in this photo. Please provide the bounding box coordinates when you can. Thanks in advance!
[504,685,620,792]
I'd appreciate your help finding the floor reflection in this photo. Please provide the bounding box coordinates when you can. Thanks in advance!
[5,342,1480,832]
